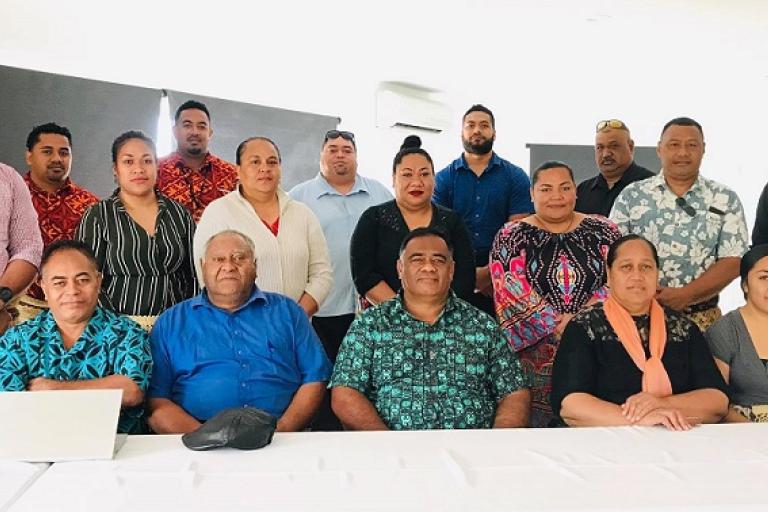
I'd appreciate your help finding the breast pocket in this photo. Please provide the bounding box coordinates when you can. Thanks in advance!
[703,211,725,239]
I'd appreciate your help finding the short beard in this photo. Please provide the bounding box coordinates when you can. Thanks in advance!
[185,146,204,157]
[462,137,494,155]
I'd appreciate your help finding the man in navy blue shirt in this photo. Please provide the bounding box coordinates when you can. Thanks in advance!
[433,104,533,315]
[147,230,332,434]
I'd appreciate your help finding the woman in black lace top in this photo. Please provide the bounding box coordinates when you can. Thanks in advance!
[351,136,475,306]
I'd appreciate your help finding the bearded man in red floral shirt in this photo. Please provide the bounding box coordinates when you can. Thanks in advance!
[157,100,238,222]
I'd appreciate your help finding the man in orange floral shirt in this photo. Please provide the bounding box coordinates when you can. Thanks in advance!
[21,122,99,319]
[157,100,238,222]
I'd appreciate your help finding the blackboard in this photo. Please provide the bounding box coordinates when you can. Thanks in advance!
[166,91,339,192]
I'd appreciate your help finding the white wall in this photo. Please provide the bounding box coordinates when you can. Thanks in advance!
[2,0,766,310]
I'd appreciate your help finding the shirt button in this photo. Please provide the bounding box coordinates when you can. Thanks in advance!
[241,383,246,388]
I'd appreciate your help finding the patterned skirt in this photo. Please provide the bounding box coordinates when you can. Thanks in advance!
[518,334,560,428]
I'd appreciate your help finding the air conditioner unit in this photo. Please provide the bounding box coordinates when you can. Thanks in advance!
[375,88,451,133]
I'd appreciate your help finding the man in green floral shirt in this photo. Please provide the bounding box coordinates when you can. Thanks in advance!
[330,227,530,430]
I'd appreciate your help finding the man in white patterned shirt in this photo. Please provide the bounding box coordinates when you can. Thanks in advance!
[610,117,748,331]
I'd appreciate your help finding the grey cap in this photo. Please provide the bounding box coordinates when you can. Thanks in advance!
[182,407,277,451]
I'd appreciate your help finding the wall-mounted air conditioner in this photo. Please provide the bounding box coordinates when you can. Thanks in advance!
[375,83,451,133]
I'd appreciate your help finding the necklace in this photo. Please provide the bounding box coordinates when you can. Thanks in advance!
[533,212,578,234]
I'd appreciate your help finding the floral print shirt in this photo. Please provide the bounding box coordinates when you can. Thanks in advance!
[0,307,152,433]
[610,172,748,288]
[330,292,529,430]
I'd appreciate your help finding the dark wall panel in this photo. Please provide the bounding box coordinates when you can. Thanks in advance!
[167,90,339,191]
[0,65,161,198]
[527,143,661,184]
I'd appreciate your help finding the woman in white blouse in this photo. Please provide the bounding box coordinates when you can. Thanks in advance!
[194,137,332,316]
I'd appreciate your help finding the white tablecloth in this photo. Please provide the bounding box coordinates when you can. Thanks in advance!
[0,462,48,511]
[9,424,768,511]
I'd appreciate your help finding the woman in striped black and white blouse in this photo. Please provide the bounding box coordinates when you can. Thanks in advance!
[76,131,197,328]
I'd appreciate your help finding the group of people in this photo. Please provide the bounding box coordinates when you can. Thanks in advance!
[0,99,766,434]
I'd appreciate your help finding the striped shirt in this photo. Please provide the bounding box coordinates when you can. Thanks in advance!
[0,163,43,274]
[76,190,198,316]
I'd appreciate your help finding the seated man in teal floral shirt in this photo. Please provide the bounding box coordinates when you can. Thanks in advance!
[0,240,152,433]
[330,227,530,430]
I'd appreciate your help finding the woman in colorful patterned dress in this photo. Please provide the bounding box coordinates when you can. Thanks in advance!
[490,160,620,427]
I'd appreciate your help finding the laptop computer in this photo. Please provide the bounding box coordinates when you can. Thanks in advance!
[0,389,123,462]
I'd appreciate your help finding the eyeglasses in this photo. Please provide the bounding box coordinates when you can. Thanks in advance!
[324,130,355,143]
[595,119,628,132]
[675,196,696,217]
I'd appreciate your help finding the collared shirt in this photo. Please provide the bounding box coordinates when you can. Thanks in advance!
[330,292,529,430]
[289,173,392,317]
[0,163,42,275]
[575,162,655,217]
[0,307,152,433]
[23,173,99,300]
[148,287,332,420]
[610,172,749,289]
[76,191,198,316]
[434,153,533,264]
[156,151,238,222]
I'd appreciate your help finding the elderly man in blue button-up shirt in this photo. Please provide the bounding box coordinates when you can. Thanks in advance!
[147,230,332,434]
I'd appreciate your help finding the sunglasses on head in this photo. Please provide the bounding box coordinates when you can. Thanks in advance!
[675,196,696,217]
[324,130,355,143]
[595,119,627,132]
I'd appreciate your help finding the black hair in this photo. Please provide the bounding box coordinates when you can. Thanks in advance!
[235,136,282,165]
[40,239,98,273]
[26,122,72,151]
[391,135,434,174]
[739,244,768,299]
[661,117,704,138]
[322,130,356,150]
[398,226,454,257]
[174,100,211,123]
[463,104,495,128]
[531,160,575,186]
[111,130,157,164]
[606,234,660,268]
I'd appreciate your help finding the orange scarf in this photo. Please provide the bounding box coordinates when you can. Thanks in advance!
[603,296,673,397]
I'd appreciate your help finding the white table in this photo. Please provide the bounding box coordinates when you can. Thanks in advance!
[9,424,768,511]
[0,462,48,512]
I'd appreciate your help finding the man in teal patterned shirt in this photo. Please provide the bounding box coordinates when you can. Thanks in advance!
[0,240,152,433]
[330,227,530,430]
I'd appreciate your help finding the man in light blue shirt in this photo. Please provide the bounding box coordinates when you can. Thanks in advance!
[290,130,392,429]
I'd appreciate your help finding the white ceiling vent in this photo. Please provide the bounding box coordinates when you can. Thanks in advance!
[375,82,451,133]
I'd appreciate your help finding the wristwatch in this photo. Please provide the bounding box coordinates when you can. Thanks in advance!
[0,287,12,308]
